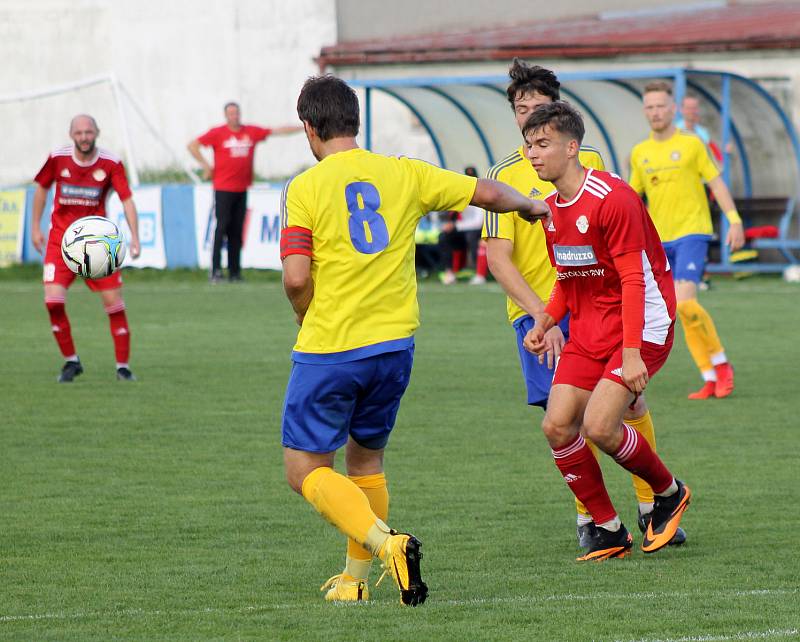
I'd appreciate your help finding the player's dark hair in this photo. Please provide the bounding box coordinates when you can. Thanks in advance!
[521,101,585,144]
[464,166,478,177]
[644,80,673,96]
[297,75,360,141]
[506,58,560,107]
[224,101,240,111]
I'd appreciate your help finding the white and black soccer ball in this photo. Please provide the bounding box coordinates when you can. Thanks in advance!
[61,215,127,279]
[783,264,800,283]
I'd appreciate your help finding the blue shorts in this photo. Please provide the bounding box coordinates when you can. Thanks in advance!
[663,235,711,283]
[514,315,570,408]
[281,346,414,453]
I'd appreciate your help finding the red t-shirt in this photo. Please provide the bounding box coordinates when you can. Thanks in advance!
[197,124,272,192]
[34,146,133,235]
[544,168,676,359]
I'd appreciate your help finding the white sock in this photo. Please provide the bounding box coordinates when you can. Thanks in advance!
[597,516,621,532]
[65,355,79,363]
[639,502,654,515]
[576,514,593,527]
[710,351,728,366]
[701,369,717,382]
[656,479,678,497]
[116,362,129,370]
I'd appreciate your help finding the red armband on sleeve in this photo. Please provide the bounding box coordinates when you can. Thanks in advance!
[612,251,645,349]
[280,226,312,260]
[544,281,568,323]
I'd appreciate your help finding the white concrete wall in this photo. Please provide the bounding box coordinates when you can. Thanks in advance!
[0,0,336,185]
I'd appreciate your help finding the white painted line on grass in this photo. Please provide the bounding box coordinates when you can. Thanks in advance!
[623,628,798,642]
[1,587,796,624]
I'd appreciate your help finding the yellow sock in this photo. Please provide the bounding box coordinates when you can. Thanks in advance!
[625,412,656,505]
[344,473,389,578]
[692,300,724,356]
[677,299,712,372]
[677,299,724,373]
[575,438,601,519]
[301,467,390,557]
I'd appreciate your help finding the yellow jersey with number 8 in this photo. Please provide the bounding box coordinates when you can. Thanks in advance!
[282,148,477,360]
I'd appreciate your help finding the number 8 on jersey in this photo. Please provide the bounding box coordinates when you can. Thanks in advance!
[345,182,389,254]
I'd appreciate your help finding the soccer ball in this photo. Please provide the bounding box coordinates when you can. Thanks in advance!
[61,215,127,279]
[783,264,800,283]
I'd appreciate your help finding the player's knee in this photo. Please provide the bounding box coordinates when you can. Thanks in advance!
[541,414,572,445]
[581,419,617,451]
[285,468,305,495]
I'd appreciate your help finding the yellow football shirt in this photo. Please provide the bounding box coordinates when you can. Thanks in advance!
[629,129,720,242]
[282,148,477,360]
[482,145,605,324]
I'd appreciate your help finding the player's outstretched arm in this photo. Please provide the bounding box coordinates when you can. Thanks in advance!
[282,254,314,325]
[31,184,48,253]
[270,125,304,136]
[471,179,550,223]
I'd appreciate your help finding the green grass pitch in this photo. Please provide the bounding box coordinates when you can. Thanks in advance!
[2,267,799,641]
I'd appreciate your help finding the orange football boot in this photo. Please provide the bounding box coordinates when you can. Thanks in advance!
[714,363,735,398]
[688,381,716,400]
[641,481,692,554]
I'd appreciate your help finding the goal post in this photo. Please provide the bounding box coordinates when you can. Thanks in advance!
[0,74,199,186]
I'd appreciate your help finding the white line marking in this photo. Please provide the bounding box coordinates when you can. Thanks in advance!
[623,629,799,642]
[1,587,796,623]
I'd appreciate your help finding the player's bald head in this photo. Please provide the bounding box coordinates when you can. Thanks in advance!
[70,114,99,134]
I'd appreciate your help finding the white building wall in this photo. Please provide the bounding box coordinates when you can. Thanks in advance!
[0,0,336,185]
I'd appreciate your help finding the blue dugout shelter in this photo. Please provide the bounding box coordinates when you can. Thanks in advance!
[350,68,800,272]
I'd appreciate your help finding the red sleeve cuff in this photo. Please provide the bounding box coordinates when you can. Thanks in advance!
[544,282,568,323]
[280,226,312,260]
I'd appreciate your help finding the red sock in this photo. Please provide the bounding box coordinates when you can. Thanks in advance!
[476,244,488,278]
[552,435,617,524]
[45,296,76,358]
[613,424,674,494]
[105,302,130,365]
[452,249,466,272]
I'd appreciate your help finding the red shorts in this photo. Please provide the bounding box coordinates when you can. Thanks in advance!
[43,231,122,291]
[553,335,673,392]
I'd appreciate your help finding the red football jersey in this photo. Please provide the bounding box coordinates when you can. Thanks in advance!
[34,146,133,233]
[197,124,271,192]
[544,168,676,359]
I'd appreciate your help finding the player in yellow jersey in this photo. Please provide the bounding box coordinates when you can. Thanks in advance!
[484,59,685,551]
[280,74,550,605]
[630,81,745,400]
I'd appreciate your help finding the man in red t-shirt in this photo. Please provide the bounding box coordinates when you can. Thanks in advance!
[521,102,692,561]
[188,102,302,282]
[31,114,141,383]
